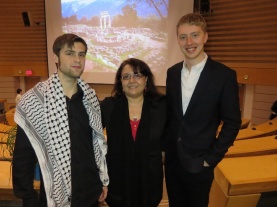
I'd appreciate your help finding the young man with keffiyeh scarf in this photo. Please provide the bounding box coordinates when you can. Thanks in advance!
[12,33,109,207]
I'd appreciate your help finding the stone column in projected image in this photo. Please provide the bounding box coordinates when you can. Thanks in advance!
[100,11,111,32]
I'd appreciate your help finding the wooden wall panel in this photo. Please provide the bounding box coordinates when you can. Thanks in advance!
[0,77,19,106]
[203,0,277,86]
[0,0,48,76]
[234,68,277,86]
[252,85,277,125]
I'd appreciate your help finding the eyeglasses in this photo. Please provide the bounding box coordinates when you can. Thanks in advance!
[121,73,144,80]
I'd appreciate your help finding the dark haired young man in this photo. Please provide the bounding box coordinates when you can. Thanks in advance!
[12,33,109,207]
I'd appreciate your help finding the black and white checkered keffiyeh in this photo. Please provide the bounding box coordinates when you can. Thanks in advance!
[14,73,109,207]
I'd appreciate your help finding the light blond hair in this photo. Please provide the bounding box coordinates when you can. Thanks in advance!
[176,13,207,35]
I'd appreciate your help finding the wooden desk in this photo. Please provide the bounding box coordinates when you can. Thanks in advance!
[5,108,16,126]
[253,117,277,134]
[0,99,7,113]
[0,161,17,200]
[236,128,268,140]
[236,117,277,140]
[225,135,277,158]
[0,161,40,201]
[240,118,251,129]
[0,124,13,133]
[209,154,277,207]
[0,132,13,161]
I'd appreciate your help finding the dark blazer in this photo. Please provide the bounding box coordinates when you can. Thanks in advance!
[101,95,166,207]
[165,57,241,173]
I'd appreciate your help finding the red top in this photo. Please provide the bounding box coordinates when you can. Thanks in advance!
[130,119,140,140]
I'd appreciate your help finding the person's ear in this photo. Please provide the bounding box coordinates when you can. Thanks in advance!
[53,54,59,70]
[53,54,59,64]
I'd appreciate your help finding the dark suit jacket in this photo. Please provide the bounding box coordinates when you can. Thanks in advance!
[165,57,241,173]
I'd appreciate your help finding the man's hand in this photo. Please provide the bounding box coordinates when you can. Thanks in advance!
[98,186,108,202]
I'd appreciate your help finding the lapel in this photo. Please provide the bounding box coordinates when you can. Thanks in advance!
[112,96,133,143]
[136,97,151,143]
[184,57,214,117]
[172,63,183,119]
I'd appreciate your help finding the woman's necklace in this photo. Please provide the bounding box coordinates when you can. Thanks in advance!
[128,101,143,121]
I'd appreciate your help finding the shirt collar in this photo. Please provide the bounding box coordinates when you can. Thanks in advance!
[182,53,208,74]
[67,85,83,101]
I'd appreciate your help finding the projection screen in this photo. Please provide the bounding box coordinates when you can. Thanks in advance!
[45,0,193,86]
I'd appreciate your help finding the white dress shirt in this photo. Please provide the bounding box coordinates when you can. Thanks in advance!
[181,53,208,115]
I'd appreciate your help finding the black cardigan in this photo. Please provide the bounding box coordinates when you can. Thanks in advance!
[101,95,167,207]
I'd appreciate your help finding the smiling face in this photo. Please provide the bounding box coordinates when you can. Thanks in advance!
[177,24,208,68]
[55,42,86,81]
[121,64,148,99]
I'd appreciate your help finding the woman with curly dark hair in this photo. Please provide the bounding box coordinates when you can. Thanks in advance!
[101,58,167,207]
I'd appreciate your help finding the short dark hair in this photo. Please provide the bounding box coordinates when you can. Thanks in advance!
[16,88,22,94]
[111,58,163,100]
[176,13,207,35]
[52,33,88,57]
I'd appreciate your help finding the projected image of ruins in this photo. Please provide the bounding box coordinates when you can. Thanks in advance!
[62,0,169,74]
